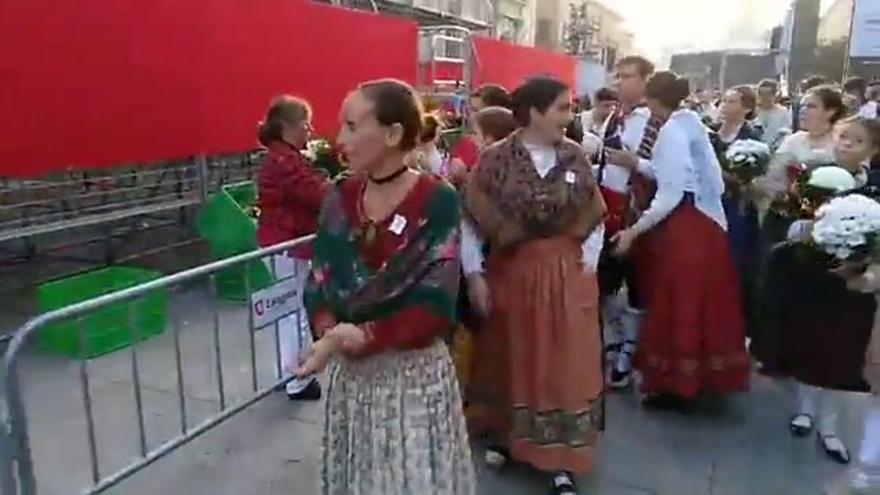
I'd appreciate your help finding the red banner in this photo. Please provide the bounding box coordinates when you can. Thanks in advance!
[0,0,417,176]
[473,37,576,93]
[0,2,574,177]
[423,39,577,96]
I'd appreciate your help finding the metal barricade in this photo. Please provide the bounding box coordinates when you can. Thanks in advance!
[0,151,264,295]
[0,235,314,495]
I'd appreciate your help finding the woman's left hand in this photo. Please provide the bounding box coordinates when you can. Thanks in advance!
[611,229,638,257]
[723,171,742,197]
[830,260,867,281]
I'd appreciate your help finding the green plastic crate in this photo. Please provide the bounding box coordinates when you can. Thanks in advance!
[37,267,168,359]
[196,181,272,302]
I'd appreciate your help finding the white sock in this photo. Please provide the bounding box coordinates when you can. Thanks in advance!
[602,294,624,349]
[819,388,840,437]
[620,306,642,344]
[860,402,880,466]
[616,340,636,373]
[484,449,507,467]
[796,382,819,419]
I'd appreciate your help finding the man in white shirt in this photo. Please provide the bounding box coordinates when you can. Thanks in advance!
[755,79,792,149]
[581,87,619,136]
[845,77,879,120]
[860,83,880,120]
[594,55,656,389]
[581,87,620,158]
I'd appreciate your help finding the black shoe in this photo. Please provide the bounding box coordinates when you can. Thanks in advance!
[608,367,632,389]
[286,380,321,401]
[550,471,578,495]
[642,394,692,412]
[819,433,851,465]
[756,362,784,377]
[789,414,813,437]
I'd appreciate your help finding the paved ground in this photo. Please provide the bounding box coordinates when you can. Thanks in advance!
[3,282,873,495]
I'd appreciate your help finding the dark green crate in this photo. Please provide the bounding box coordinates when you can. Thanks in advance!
[37,267,168,359]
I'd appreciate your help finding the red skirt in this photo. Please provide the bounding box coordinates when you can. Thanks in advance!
[635,203,750,398]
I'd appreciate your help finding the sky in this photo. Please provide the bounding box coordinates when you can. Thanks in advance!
[599,0,839,65]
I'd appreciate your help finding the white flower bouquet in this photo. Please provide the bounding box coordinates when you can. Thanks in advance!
[811,194,880,261]
[302,138,347,180]
[723,139,772,183]
[303,139,332,162]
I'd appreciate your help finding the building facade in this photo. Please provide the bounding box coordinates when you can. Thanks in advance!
[534,0,568,51]
[325,0,493,29]
[818,0,853,44]
[553,0,633,62]
[580,0,633,65]
[670,50,778,91]
[492,0,537,46]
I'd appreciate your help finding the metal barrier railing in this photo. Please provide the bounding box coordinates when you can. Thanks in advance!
[0,150,263,246]
[0,150,265,297]
[0,235,314,495]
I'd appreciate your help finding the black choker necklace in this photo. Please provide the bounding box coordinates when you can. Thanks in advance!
[369,166,409,184]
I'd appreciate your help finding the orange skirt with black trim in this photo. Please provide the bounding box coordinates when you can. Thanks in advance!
[468,236,603,475]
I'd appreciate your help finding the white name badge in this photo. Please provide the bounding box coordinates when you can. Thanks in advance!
[389,214,407,235]
[564,171,577,184]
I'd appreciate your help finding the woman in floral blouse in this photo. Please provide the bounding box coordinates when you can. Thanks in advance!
[293,79,475,495]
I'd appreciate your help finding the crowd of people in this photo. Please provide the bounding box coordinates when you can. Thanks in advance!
[250,57,880,494]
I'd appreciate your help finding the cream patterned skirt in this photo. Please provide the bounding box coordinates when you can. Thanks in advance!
[320,340,476,495]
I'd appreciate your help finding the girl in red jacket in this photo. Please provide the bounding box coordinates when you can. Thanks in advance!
[256,95,331,400]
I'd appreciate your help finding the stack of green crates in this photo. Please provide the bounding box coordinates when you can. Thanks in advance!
[37,267,168,359]
[196,181,273,302]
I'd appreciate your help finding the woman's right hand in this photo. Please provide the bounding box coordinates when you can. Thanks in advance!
[291,333,343,377]
[467,274,491,317]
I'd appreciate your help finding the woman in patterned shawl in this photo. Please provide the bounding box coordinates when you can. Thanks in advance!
[461,77,607,495]
[293,79,475,495]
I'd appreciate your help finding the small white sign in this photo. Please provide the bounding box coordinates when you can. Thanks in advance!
[389,214,407,235]
[564,171,577,184]
[250,280,303,330]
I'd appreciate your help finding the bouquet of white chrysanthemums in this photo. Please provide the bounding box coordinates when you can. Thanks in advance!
[811,194,880,261]
[302,138,347,180]
[724,139,772,183]
[303,139,332,162]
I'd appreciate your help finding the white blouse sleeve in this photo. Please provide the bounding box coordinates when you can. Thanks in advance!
[630,125,688,236]
[460,217,485,276]
[859,102,878,120]
[581,223,605,272]
[761,133,799,196]
[636,158,654,179]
